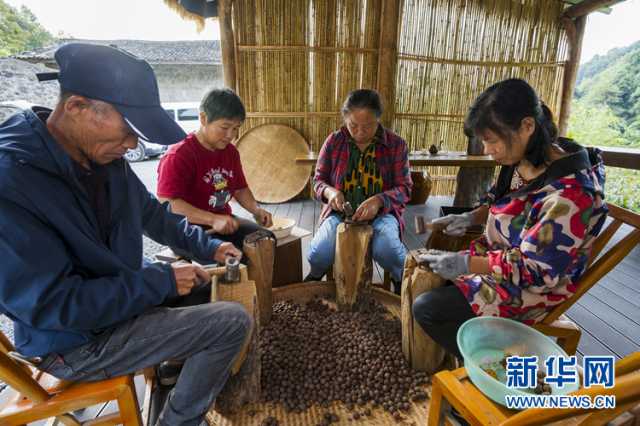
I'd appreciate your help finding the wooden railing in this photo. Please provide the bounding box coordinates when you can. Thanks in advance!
[595,146,640,170]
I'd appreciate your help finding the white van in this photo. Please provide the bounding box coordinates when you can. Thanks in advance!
[163,102,201,134]
[125,102,200,162]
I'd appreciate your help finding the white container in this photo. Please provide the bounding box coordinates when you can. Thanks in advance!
[269,217,296,240]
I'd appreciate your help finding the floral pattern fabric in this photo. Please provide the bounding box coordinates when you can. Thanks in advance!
[455,143,608,324]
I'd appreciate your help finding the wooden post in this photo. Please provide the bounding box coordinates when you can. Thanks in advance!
[209,266,261,413]
[218,0,236,91]
[558,15,587,136]
[376,0,401,128]
[562,0,623,19]
[401,249,447,373]
[243,231,275,325]
[453,136,495,207]
[334,223,373,310]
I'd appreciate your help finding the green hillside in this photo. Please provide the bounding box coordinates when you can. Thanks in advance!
[568,41,640,212]
[569,41,640,148]
[0,0,54,57]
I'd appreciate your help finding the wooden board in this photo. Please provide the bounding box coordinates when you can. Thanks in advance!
[296,153,496,167]
[401,250,447,373]
[206,283,432,425]
[334,223,373,310]
[237,124,310,203]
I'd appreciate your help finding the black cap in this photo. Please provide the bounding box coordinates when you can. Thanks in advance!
[37,43,186,145]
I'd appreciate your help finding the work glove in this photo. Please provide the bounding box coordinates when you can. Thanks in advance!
[418,249,470,280]
[430,212,474,236]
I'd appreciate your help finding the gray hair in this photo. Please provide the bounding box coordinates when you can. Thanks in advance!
[58,89,111,115]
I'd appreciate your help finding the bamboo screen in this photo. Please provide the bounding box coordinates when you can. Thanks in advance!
[395,0,569,193]
[232,0,380,149]
[230,0,569,195]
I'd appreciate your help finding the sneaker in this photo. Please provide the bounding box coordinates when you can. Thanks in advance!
[156,360,183,387]
[303,272,324,282]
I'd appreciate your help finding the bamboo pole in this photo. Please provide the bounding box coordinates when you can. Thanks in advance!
[376,0,401,128]
[397,54,566,68]
[218,0,237,90]
[558,15,586,136]
[236,45,378,53]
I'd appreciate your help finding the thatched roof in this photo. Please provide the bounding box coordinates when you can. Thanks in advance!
[162,0,218,31]
[14,39,222,66]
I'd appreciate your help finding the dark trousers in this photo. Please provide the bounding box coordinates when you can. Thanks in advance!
[412,284,476,359]
[172,217,273,264]
[39,299,251,426]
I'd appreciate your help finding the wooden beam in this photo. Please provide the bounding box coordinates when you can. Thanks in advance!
[376,0,401,128]
[596,146,640,170]
[562,0,624,18]
[558,15,586,137]
[218,0,236,91]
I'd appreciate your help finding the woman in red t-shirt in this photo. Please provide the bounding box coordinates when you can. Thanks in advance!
[157,88,273,258]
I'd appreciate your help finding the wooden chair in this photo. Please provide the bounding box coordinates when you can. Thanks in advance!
[428,352,640,426]
[0,331,143,426]
[533,203,640,355]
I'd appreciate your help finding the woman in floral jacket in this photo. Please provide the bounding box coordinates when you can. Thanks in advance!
[412,79,607,358]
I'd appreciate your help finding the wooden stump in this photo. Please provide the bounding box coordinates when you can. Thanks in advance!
[401,249,447,373]
[243,231,275,325]
[207,266,261,413]
[334,223,373,310]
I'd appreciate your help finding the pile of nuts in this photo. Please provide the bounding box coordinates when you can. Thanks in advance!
[259,296,429,421]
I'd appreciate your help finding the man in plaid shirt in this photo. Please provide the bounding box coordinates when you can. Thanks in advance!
[305,89,412,293]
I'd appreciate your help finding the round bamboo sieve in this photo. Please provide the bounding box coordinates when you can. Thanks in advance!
[236,124,310,203]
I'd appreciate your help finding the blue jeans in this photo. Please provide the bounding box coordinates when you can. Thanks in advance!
[307,213,407,283]
[38,299,251,426]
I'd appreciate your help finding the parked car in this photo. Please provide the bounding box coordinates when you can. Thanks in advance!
[124,139,167,162]
[0,100,35,123]
[162,102,200,134]
[124,102,199,162]
[0,99,35,110]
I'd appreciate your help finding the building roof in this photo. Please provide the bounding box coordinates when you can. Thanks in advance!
[13,39,221,66]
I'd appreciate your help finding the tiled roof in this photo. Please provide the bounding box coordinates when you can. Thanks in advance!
[14,39,221,65]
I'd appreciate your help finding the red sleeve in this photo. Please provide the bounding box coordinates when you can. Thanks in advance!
[231,146,248,190]
[157,150,194,199]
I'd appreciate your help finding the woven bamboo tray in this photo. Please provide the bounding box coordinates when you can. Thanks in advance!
[236,124,310,204]
[207,282,432,425]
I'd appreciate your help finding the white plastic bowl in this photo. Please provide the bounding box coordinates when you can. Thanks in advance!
[269,217,296,240]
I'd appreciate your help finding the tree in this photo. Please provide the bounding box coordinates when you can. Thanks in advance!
[0,1,54,57]
[567,100,626,147]
[575,41,640,148]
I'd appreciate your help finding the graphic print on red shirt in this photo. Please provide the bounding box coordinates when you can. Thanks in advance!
[157,133,248,216]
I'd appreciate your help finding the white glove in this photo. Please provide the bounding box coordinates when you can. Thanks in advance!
[430,212,474,236]
[419,250,470,280]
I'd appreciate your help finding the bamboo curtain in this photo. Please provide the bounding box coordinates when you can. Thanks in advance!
[230,0,569,195]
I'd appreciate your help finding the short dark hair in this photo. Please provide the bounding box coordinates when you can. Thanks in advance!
[200,88,246,123]
[464,78,558,167]
[341,89,383,118]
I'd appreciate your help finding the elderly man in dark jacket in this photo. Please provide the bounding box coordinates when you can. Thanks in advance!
[0,43,251,426]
